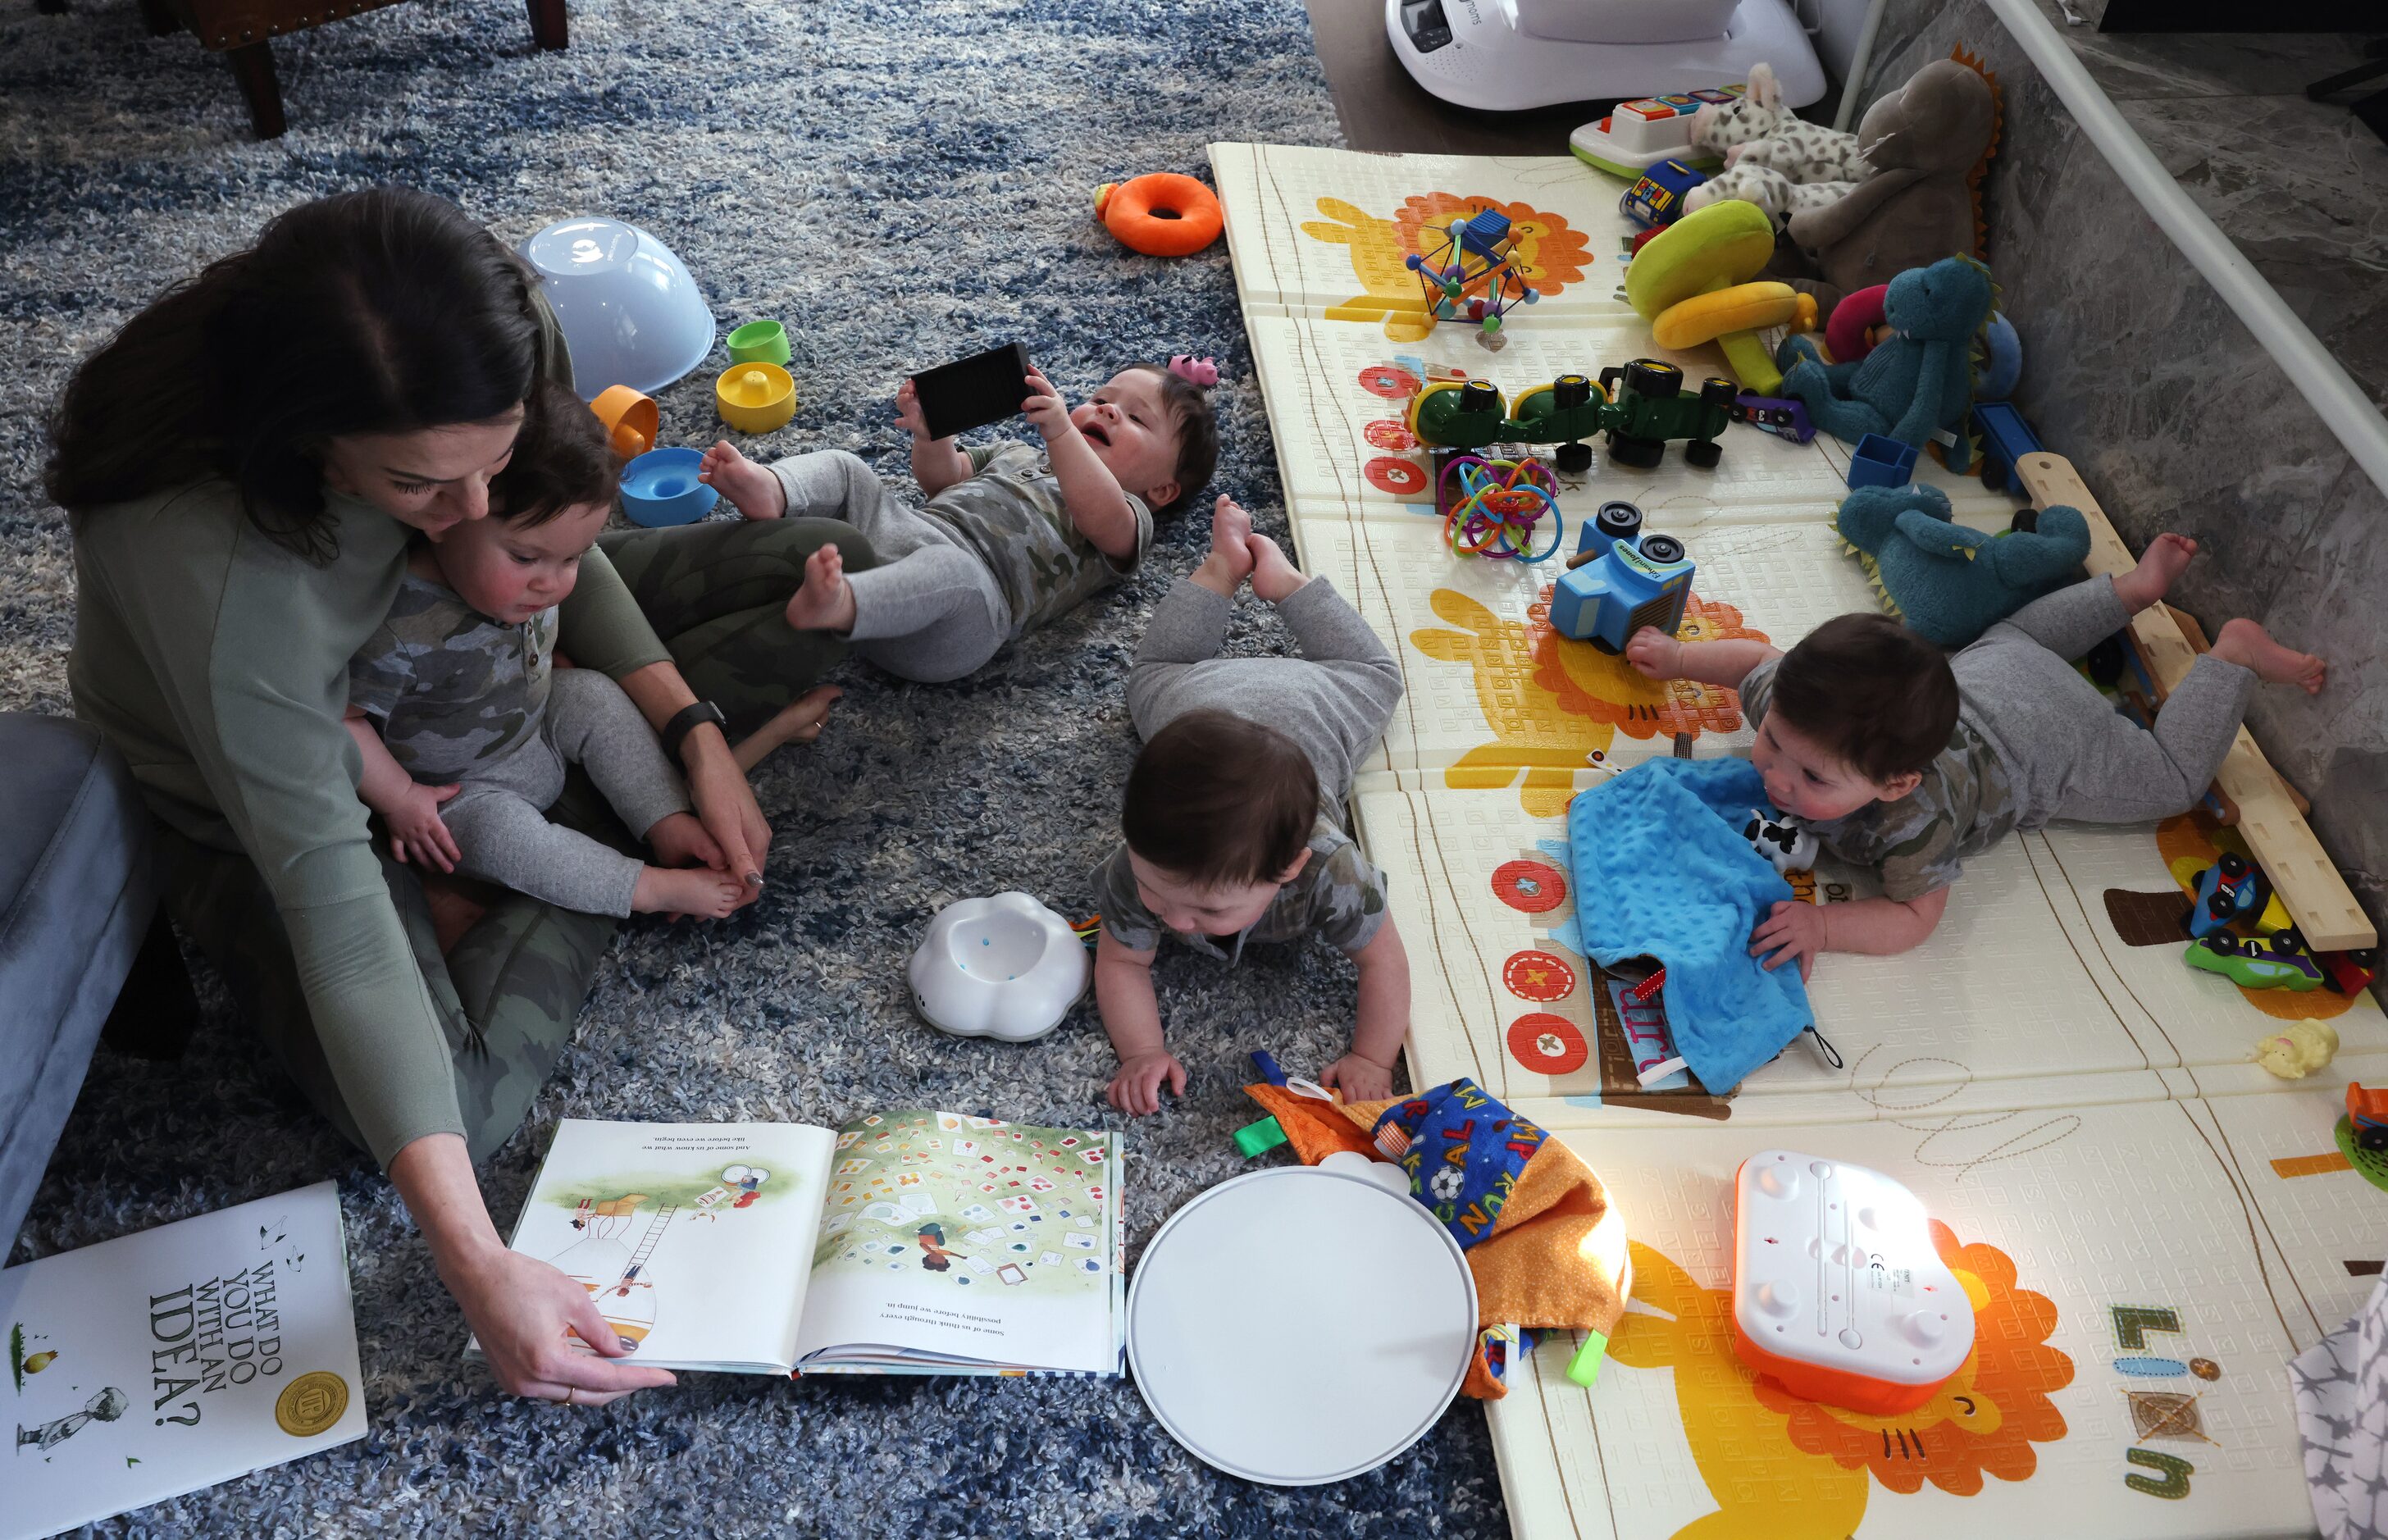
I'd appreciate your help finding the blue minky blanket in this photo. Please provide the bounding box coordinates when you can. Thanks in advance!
[1566,759,1812,1092]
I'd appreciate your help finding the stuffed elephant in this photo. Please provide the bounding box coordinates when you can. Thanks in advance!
[1786,58,1998,309]
[1834,482,2090,649]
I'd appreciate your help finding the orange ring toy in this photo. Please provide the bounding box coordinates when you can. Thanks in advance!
[1095,174,1224,257]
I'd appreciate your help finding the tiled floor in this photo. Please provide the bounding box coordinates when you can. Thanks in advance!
[2030,5,2388,412]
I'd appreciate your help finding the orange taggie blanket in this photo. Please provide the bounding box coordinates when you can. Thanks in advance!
[1244,1077,1629,1398]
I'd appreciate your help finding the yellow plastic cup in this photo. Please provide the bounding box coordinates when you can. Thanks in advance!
[714,362,796,433]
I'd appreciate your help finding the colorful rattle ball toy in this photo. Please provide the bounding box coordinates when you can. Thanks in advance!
[1439,454,1563,563]
[1096,174,1225,257]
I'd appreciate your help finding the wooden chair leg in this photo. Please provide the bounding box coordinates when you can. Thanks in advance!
[527,0,567,50]
[136,0,180,34]
[225,41,286,139]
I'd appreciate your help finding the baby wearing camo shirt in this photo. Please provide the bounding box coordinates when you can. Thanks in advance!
[1625,531,2327,980]
[1088,499,1413,1117]
[698,358,1219,682]
[342,385,758,922]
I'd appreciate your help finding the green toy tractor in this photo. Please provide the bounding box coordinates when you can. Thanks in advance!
[1406,359,1734,472]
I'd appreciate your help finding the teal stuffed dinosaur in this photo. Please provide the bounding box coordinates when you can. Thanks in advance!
[1775,257,1993,470]
[1835,483,2092,649]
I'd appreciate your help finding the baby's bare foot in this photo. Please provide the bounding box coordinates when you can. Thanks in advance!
[2112,531,2197,613]
[700,440,788,521]
[733,686,845,772]
[1249,533,1310,604]
[785,543,859,633]
[2212,617,2326,694]
[633,864,746,918]
[1188,495,1257,595]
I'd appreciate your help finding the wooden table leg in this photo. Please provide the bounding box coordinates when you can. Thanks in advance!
[136,0,180,34]
[34,0,68,15]
[226,41,286,139]
[527,0,567,49]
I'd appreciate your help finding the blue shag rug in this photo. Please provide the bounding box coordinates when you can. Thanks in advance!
[0,0,1512,1533]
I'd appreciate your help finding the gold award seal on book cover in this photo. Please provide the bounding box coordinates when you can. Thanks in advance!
[274,1371,349,1437]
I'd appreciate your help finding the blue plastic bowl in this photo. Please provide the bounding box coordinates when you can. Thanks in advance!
[518,217,717,399]
[620,447,719,527]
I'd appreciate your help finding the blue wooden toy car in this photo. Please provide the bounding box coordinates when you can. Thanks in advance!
[1971,401,2044,494]
[1620,160,1707,229]
[1729,393,1815,443]
[1551,501,1695,654]
[2186,853,2272,940]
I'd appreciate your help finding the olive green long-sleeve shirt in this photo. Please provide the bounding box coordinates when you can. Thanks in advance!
[69,478,669,1166]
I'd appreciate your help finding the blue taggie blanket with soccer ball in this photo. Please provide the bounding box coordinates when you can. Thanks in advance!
[1566,758,1812,1093]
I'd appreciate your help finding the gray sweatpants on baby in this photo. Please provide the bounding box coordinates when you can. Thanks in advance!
[768,449,1011,683]
[1126,576,1405,809]
[1955,572,2255,825]
[440,668,690,918]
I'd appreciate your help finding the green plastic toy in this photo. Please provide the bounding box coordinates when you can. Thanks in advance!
[1406,360,1734,474]
[2182,933,2324,992]
[1567,1328,1610,1387]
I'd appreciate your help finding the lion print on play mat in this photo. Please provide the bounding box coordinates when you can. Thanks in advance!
[1300,193,1593,342]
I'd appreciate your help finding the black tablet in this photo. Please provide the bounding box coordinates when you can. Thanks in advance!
[911,342,1033,441]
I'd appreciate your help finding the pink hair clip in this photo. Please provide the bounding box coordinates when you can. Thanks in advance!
[1168,354,1219,388]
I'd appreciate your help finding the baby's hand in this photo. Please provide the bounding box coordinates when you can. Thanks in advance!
[1625,626,1685,681]
[1105,1050,1187,1116]
[386,781,463,873]
[1019,366,1073,443]
[1319,1052,1394,1103]
[894,377,932,442]
[1749,899,1826,981]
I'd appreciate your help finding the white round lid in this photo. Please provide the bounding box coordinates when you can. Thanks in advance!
[1128,1164,1478,1486]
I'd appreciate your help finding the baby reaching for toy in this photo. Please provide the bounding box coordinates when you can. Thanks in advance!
[1088,498,1413,1114]
[698,358,1219,682]
[1626,535,2326,977]
[344,384,811,921]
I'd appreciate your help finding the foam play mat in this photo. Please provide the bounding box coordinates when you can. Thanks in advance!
[1211,140,2380,1538]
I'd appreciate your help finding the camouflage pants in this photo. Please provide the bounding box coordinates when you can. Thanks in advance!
[166,517,876,1163]
[598,516,877,738]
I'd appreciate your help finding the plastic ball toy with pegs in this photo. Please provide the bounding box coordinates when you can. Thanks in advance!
[908,894,1091,1043]
[715,362,796,433]
[618,446,720,528]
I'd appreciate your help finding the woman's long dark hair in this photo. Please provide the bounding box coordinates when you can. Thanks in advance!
[45,186,545,561]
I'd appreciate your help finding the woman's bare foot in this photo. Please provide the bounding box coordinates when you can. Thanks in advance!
[1249,533,1310,604]
[734,686,845,772]
[699,440,788,521]
[2211,617,2326,694]
[1190,495,1258,596]
[633,864,747,918]
[785,542,859,633]
[2112,532,2197,613]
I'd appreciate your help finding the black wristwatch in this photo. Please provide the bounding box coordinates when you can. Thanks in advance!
[662,699,728,764]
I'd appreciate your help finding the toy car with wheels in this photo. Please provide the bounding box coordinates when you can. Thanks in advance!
[1596,359,1734,469]
[2349,1082,2388,1154]
[2187,853,2271,940]
[2184,930,2323,991]
[1550,500,1694,653]
[1505,372,1606,472]
[1729,392,1815,443]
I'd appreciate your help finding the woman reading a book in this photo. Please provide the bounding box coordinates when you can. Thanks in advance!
[46,188,867,1406]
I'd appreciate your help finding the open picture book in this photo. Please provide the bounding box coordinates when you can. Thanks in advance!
[496,1113,1125,1378]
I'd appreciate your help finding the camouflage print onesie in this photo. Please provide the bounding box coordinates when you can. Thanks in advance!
[349,572,690,918]
[1089,576,1405,961]
[765,444,1154,682]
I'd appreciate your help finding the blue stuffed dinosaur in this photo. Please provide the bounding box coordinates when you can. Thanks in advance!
[1775,257,1994,471]
[1834,482,2092,649]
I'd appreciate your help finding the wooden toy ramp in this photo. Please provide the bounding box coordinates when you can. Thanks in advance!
[1210,141,2378,1538]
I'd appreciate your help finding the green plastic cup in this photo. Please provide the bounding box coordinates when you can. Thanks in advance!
[727,319,791,366]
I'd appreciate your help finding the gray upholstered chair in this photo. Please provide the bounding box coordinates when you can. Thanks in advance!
[0,714,194,1253]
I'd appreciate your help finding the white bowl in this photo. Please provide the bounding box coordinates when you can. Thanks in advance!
[518,217,717,399]
[908,893,1090,1043]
